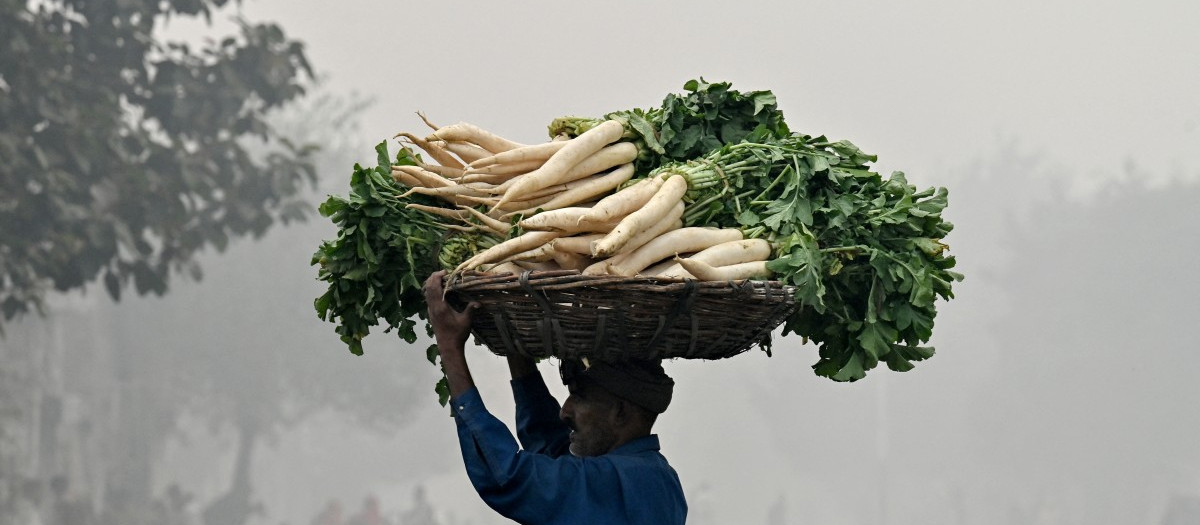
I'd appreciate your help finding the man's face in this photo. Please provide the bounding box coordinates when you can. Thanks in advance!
[559,379,621,457]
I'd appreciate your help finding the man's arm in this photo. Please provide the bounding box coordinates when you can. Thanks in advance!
[508,355,570,456]
[423,272,684,525]
[423,271,478,398]
[425,271,568,455]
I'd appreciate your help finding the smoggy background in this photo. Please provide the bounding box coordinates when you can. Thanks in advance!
[5,1,1199,524]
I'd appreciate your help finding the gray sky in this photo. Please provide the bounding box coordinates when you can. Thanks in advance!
[211,0,1200,189]
[142,1,1200,523]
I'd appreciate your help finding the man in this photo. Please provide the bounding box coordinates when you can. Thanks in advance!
[424,271,687,524]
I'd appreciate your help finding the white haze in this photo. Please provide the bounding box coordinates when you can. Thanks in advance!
[7,1,1199,524]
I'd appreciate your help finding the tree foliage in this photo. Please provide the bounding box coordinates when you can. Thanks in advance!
[0,0,317,324]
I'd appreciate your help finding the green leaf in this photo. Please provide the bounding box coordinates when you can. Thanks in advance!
[375,141,391,168]
[857,321,898,360]
[832,352,867,382]
[736,209,761,226]
[435,376,451,407]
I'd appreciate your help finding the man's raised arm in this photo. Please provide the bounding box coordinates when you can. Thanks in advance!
[508,355,570,456]
[423,271,478,398]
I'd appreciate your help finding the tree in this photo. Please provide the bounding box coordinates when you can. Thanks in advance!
[0,0,316,325]
[89,87,431,525]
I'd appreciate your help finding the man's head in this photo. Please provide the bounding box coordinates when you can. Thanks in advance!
[558,359,674,457]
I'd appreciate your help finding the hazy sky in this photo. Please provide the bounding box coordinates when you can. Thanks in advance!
[136,2,1200,524]
[200,0,1200,191]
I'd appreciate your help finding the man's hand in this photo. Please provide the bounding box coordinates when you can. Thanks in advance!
[424,270,479,398]
[423,270,478,352]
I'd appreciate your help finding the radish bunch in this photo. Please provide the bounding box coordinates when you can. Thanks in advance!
[316,79,961,384]
[390,116,772,281]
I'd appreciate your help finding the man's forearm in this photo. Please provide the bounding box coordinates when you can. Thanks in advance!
[507,354,538,380]
[439,338,476,398]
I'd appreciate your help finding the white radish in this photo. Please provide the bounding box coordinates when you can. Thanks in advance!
[514,260,561,272]
[590,174,688,257]
[607,227,744,277]
[560,141,637,180]
[506,242,556,263]
[551,234,606,255]
[459,173,515,185]
[458,205,511,236]
[440,141,492,165]
[395,132,463,169]
[519,207,595,230]
[655,239,773,279]
[577,176,665,224]
[483,261,523,275]
[455,193,557,212]
[551,250,592,271]
[580,258,610,276]
[393,165,453,188]
[463,158,545,177]
[469,140,569,169]
[404,203,468,222]
[418,162,465,180]
[454,230,561,272]
[417,111,440,132]
[391,170,421,188]
[428,122,525,153]
[503,163,635,218]
[641,258,682,277]
[401,185,490,200]
[480,142,636,196]
[676,258,772,281]
[495,120,625,208]
[603,202,684,259]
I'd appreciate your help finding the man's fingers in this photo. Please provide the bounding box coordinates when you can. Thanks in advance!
[423,270,447,300]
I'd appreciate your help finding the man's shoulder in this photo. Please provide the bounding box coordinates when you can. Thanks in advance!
[601,436,681,482]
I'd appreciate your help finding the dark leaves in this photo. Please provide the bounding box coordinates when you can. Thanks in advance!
[664,132,962,382]
[0,1,317,325]
[312,143,446,356]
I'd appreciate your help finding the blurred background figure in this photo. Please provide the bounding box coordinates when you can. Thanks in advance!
[47,476,96,525]
[397,486,437,525]
[310,499,344,525]
[347,495,390,525]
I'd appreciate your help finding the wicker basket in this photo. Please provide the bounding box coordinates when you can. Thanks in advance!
[444,270,799,361]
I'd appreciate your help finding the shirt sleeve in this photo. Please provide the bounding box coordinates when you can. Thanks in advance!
[511,373,570,457]
[451,387,596,524]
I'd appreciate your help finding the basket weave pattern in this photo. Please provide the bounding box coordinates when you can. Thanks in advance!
[445,270,799,361]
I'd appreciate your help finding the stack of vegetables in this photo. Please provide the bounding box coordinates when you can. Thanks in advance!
[313,79,962,385]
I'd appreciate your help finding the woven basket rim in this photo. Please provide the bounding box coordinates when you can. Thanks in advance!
[445,270,799,361]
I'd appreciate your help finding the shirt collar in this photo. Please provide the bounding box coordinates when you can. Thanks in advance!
[608,434,661,456]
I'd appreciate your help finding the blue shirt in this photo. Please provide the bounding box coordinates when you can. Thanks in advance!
[451,374,687,525]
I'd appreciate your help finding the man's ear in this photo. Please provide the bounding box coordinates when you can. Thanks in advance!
[611,399,631,425]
